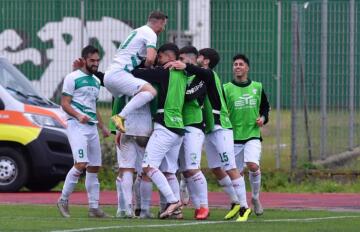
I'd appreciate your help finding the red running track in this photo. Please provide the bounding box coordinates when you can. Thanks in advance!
[1,192,359,211]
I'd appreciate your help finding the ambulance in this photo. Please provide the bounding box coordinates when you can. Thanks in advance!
[0,57,73,192]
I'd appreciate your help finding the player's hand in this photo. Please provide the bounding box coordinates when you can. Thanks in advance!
[256,116,265,127]
[115,132,122,148]
[101,127,111,138]
[72,58,85,70]
[163,60,186,70]
[76,114,90,124]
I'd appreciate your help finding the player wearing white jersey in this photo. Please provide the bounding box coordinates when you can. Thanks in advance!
[104,11,167,133]
[111,96,153,218]
[57,46,111,219]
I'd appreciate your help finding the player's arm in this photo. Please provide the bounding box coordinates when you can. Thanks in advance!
[61,95,89,124]
[144,47,157,67]
[132,67,167,84]
[61,76,90,124]
[257,88,270,127]
[96,109,111,137]
[185,78,207,101]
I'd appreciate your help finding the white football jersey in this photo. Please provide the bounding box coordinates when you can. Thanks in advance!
[107,25,157,73]
[62,70,101,122]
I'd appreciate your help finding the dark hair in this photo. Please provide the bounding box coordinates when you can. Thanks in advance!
[232,53,250,66]
[148,11,168,21]
[179,46,198,56]
[158,43,179,59]
[81,45,99,59]
[199,48,220,69]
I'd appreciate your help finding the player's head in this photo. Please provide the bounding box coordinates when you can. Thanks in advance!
[179,46,198,65]
[147,11,168,35]
[157,43,179,65]
[81,45,100,74]
[232,53,250,81]
[198,48,220,69]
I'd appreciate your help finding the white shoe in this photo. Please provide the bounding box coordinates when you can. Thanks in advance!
[252,198,264,216]
[57,198,70,218]
[88,208,112,218]
[159,201,182,219]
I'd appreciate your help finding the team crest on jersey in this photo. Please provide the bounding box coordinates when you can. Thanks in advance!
[252,88,257,94]
[190,153,197,165]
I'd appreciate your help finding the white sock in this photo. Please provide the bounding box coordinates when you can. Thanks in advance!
[116,176,126,212]
[140,179,152,214]
[147,168,177,203]
[185,176,200,209]
[60,167,82,200]
[121,172,134,213]
[249,169,261,199]
[85,172,100,209]
[159,191,168,212]
[166,174,180,201]
[218,175,239,204]
[232,176,248,208]
[134,176,141,210]
[119,91,154,118]
[192,171,208,208]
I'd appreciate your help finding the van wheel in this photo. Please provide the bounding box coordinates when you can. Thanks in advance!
[0,147,28,192]
[26,180,60,192]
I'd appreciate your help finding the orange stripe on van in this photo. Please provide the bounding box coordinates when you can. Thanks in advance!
[24,105,66,127]
[0,110,37,127]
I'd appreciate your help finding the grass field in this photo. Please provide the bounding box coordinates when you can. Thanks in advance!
[1,204,360,232]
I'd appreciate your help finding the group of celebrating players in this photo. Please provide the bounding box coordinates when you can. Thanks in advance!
[56,10,270,222]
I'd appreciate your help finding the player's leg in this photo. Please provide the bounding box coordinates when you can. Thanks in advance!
[244,139,263,216]
[115,135,137,218]
[142,123,182,219]
[213,129,251,221]
[139,174,153,218]
[180,127,209,220]
[161,141,184,219]
[205,134,239,206]
[86,128,110,218]
[104,70,156,132]
[57,120,88,218]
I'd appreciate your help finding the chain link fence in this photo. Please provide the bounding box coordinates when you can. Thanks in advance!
[0,0,359,170]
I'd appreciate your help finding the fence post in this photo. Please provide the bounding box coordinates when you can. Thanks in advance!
[291,2,299,171]
[80,0,85,49]
[349,0,355,151]
[176,0,182,47]
[320,0,328,160]
[275,0,282,169]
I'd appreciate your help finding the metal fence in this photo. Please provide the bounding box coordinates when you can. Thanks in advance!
[0,0,359,170]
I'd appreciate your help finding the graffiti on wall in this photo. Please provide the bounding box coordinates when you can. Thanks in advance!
[0,17,133,101]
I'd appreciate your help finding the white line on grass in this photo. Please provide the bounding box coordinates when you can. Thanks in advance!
[51,215,360,232]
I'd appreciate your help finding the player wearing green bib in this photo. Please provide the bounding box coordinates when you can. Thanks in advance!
[177,46,209,220]
[165,48,251,222]
[131,43,186,219]
[223,54,270,216]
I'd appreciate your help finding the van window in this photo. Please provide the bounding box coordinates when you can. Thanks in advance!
[0,98,4,110]
[0,61,57,108]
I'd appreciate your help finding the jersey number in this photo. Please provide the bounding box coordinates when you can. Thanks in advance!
[119,31,137,49]
[78,149,84,158]
[219,152,229,163]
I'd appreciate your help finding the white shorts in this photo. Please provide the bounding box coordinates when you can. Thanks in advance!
[178,126,205,172]
[66,119,102,166]
[104,69,148,97]
[205,128,236,171]
[143,123,183,170]
[159,143,182,174]
[234,139,262,172]
[117,134,146,174]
